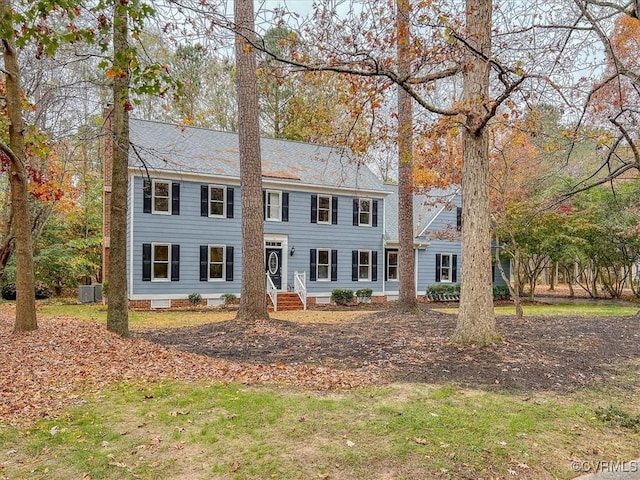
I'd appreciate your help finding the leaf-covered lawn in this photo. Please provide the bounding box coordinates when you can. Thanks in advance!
[0,305,375,426]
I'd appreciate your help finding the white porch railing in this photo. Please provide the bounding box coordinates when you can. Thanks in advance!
[294,271,307,310]
[266,273,277,312]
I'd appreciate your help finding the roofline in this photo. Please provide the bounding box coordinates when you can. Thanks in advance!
[129,166,391,197]
[416,188,461,237]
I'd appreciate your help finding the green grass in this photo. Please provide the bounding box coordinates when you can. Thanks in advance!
[1,381,638,479]
[436,303,639,317]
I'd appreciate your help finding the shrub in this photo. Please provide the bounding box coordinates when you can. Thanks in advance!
[221,293,238,306]
[331,288,354,305]
[1,284,16,301]
[425,284,460,300]
[1,283,51,301]
[492,285,511,300]
[188,292,202,305]
[355,288,372,298]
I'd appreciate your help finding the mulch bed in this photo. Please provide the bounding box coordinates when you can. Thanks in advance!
[139,304,640,392]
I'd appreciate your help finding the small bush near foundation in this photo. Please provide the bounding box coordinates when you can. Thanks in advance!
[331,289,354,305]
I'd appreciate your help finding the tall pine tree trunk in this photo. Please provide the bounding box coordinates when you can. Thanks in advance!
[452,0,499,344]
[235,0,269,322]
[106,0,130,337]
[396,0,417,310]
[1,0,37,333]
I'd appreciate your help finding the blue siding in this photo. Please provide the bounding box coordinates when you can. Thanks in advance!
[129,175,385,299]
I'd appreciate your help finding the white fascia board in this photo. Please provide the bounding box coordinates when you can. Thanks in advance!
[129,167,391,198]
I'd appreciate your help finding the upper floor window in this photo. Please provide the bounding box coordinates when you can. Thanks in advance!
[318,196,331,223]
[352,198,378,227]
[209,186,226,217]
[311,194,337,224]
[358,199,371,226]
[144,179,180,215]
[201,185,234,218]
[265,190,281,221]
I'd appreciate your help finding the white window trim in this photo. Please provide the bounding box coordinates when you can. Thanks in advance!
[152,179,171,215]
[439,253,454,283]
[208,244,226,282]
[208,185,226,218]
[358,198,372,227]
[152,242,171,282]
[317,195,331,224]
[316,248,331,282]
[387,250,399,282]
[266,190,282,222]
[358,249,371,281]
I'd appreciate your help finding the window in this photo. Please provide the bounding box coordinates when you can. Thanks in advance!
[387,250,398,281]
[153,180,170,214]
[352,250,377,282]
[358,199,371,226]
[352,198,378,227]
[201,185,234,218]
[358,250,371,281]
[142,243,179,281]
[208,245,225,280]
[318,195,331,223]
[436,253,458,283]
[266,190,281,221]
[311,194,337,224]
[209,186,226,217]
[153,244,170,280]
[317,249,330,281]
[200,245,234,281]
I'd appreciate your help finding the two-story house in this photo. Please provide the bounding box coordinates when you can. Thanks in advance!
[102,117,391,309]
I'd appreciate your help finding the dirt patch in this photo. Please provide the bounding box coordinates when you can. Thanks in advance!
[139,305,640,392]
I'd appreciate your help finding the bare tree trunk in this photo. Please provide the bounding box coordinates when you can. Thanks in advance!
[106,0,130,337]
[235,0,269,323]
[452,0,499,345]
[1,0,37,333]
[396,0,417,311]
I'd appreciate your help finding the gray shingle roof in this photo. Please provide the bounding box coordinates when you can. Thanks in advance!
[128,118,386,192]
[384,184,460,244]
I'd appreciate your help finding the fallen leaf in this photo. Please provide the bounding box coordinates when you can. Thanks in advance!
[414,437,428,445]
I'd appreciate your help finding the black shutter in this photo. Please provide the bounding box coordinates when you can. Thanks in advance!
[142,243,151,281]
[227,187,234,218]
[332,197,338,224]
[456,207,462,231]
[310,249,317,281]
[372,200,378,227]
[353,199,358,226]
[452,255,458,283]
[282,192,289,222]
[352,250,358,281]
[435,254,441,282]
[172,183,180,215]
[263,190,266,219]
[331,249,338,281]
[492,264,496,283]
[311,194,317,223]
[143,180,152,213]
[384,250,388,281]
[371,251,378,282]
[171,244,180,281]
[226,246,234,281]
[201,185,208,217]
[200,245,208,281]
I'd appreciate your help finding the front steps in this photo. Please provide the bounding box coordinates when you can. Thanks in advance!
[267,292,304,311]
